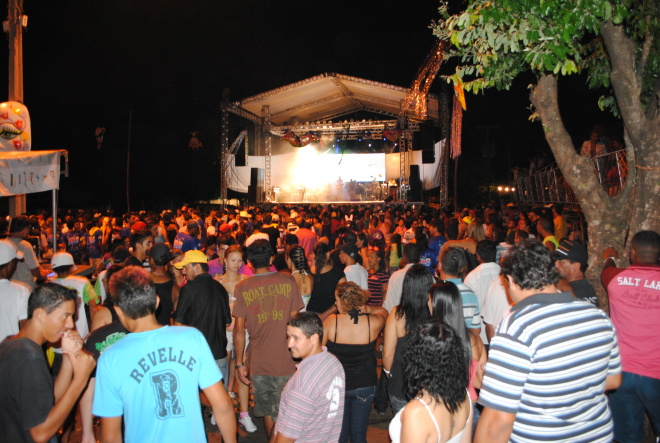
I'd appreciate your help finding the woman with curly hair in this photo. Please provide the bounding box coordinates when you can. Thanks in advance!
[383,264,434,414]
[429,281,487,431]
[285,245,314,309]
[323,281,387,443]
[389,321,473,443]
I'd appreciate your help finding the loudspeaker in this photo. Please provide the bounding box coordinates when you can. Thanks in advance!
[250,168,264,187]
[409,165,422,201]
[421,122,435,164]
[248,185,264,203]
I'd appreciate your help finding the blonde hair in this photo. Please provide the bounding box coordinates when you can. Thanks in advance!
[468,221,486,242]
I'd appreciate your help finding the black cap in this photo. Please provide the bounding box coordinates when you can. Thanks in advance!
[554,239,588,267]
[148,243,171,266]
[111,246,131,264]
[341,243,359,259]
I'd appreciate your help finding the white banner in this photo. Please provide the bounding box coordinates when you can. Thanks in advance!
[0,150,61,196]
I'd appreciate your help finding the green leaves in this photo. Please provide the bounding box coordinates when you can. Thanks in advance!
[435,0,658,114]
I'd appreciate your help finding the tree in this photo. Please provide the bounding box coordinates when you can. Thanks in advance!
[434,0,660,310]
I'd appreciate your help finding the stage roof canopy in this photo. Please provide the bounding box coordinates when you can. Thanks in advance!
[230,73,439,127]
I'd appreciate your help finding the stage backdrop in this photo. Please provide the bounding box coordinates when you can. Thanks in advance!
[227,139,444,195]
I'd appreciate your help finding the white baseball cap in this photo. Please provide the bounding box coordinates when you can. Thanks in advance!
[0,240,23,266]
[51,252,77,270]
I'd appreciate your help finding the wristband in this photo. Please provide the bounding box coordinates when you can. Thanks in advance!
[235,363,244,369]
[383,368,390,375]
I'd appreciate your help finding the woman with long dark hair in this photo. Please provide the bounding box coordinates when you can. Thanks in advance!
[324,282,387,443]
[389,321,473,443]
[383,264,434,414]
[286,245,313,309]
[306,241,346,320]
[429,281,487,429]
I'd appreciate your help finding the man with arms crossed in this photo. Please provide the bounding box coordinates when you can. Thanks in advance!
[92,266,236,443]
[0,283,95,443]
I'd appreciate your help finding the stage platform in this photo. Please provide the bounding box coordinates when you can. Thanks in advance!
[254,200,424,207]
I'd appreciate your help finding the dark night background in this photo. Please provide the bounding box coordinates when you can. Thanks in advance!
[1,0,621,213]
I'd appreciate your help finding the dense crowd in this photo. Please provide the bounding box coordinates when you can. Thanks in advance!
[0,200,658,443]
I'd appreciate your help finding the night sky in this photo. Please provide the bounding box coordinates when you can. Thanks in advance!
[2,0,621,213]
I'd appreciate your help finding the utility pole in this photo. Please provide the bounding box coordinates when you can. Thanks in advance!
[6,0,26,216]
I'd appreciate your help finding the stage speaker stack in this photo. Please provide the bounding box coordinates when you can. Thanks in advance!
[421,121,435,164]
[409,165,422,201]
[248,168,265,203]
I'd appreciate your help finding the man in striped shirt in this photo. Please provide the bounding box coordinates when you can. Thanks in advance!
[271,312,345,443]
[474,239,621,443]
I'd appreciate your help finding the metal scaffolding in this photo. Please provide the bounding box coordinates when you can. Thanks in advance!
[262,106,272,202]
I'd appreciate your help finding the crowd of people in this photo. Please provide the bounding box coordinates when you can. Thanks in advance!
[0,200,658,443]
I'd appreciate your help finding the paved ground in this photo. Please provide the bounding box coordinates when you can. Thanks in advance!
[205,404,394,443]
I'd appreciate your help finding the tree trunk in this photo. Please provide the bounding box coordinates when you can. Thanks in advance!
[530,75,628,312]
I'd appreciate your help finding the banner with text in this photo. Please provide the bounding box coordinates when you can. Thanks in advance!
[0,151,61,196]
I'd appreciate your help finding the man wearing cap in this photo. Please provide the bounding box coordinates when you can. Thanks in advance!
[7,215,42,290]
[339,244,368,290]
[554,238,598,307]
[50,252,100,341]
[149,243,175,326]
[0,240,30,340]
[173,250,232,387]
[173,220,201,253]
[601,230,660,443]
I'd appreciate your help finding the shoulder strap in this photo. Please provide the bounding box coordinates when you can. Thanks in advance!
[415,398,441,441]
[334,314,338,341]
[367,314,371,342]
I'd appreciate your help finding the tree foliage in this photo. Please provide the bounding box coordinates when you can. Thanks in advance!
[434,0,660,312]
[434,0,660,116]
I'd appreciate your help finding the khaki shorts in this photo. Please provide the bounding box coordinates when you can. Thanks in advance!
[251,374,292,420]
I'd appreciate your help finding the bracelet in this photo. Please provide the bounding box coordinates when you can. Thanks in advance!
[603,256,616,265]
[383,368,390,375]
[235,363,244,369]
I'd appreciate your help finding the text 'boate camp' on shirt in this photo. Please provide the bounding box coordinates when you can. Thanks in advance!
[93,326,222,443]
[232,272,304,376]
[478,292,622,443]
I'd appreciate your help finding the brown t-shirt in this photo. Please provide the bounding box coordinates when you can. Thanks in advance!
[233,272,304,376]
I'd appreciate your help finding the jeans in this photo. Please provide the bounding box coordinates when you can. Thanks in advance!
[339,385,376,443]
[215,357,228,389]
[609,372,660,443]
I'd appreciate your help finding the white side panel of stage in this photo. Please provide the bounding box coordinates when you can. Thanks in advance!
[227,139,443,194]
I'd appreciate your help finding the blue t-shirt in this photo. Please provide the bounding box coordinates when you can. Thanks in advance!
[85,230,104,259]
[428,235,446,260]
[93,326,222,443]
[173,232,201,253]
[64,230,83,254]
[419,249,437,274]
